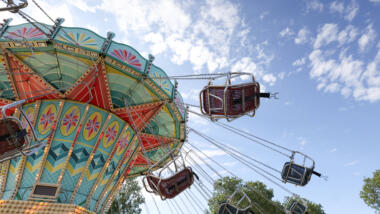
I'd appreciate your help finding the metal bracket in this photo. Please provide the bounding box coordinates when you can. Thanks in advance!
[49,18,64,40]
[100,31,115,55]
[270,92,279,99]
[170,80,178,102]
[0,18,12,38]
[142,54,155,79]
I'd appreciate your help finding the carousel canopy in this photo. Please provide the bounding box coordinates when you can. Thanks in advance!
[0,19,186,213]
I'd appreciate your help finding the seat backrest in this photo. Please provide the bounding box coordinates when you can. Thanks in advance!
[288,201,307,214]
[0,118,26,156]
[218,202,252,214]
[282,162,309,186]
[148,167,194,199]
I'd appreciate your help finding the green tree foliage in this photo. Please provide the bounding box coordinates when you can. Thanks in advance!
[106,178,145,214]
[360,170,380,212]
[284,196,326,214]
[207,176,285,214]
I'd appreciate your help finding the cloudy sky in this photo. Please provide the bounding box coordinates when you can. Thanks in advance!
[2,0,380,213]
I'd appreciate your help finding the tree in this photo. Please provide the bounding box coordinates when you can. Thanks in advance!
[106,178,145,214]
[207,176,285,214]
[360,170,380,212]
[284,196,326,214]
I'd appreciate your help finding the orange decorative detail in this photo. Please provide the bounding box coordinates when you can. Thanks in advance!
[64,59,113,111]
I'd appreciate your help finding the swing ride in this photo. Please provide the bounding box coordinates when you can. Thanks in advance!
[0,1,324,214]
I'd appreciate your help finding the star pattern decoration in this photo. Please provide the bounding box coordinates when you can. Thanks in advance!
[85,115,100,138]
[39,107,55,131]
[105,124,118,144]
[63,109,79,133]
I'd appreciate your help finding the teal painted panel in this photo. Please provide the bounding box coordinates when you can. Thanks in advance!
[148,64,174,97]
[107,72,158,107]
[107,42,147,72]
[89,198,96,211]
[175,92,186,120]
[0,56,15,100]
[2,157,21,199]
[0,23,49,41]
[55,26,105,51]
[40,101,86,184]
[91,128,135,202]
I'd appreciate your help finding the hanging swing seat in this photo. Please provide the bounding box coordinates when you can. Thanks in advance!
[218,202,255,214]
[0,118,27,159]
[218,189,253,214]
[281,162,313,186]
[0,99,45,163]
[199,73,275,121]
[145,167,198,199]
[200,82,261,117]
[286,199,307,214]
[281,151,321,186]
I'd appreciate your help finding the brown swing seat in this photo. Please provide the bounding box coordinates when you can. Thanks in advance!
[200,82,260,118]
[146,167,198,199]
[0,118,27,158]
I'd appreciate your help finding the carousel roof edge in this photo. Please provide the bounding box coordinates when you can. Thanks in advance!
[0,19,187,120]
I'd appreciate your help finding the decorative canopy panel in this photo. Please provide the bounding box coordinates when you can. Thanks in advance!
[0,20,186,213]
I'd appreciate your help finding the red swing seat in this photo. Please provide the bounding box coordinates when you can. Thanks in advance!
[200,82,260,119]
[146,167,197,199]
[0,118,27,159]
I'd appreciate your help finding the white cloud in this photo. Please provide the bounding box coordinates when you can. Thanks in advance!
[181,89,201,102]
[297,136,307,147]
[67,0,98,13]
[96,0,251,74]
[85,24,100,34]
[293,57,306,66]
[278,72,285,80]
[306,0,324,12]
[330,1,344,13]
[295,27,311,45]
[344,160,359,167]
[345,0,359,21]
[309,46,380,102]
[329,148,337,153]
[144,32,167,55]
[262,74,276,86]
[314,23,339,48]
[329,0,359,21]
[314,23,358,49]
[369,0,380,2]
[337,25,358,45]
[279,27,294,38]
[358,24,376,52]
[231,57,258,78]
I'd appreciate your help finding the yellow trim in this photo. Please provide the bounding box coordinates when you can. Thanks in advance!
[28,100,64,200]
[76,141,94,149]
[0,161,10,198]
[0,200,95,214]
[99,147,139,213]
[84,124,130,208]
[10,100,40,200]
[56,104,90,192]
[94,136,138,212]
[69,113,112,203]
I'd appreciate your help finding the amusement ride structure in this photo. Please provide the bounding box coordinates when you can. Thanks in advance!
[0,1,324,214]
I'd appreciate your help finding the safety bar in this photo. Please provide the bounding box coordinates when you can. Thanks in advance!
[0,0,28,13]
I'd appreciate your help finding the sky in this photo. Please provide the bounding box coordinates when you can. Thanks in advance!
[1,0,380,213]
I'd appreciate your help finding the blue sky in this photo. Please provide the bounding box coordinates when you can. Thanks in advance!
[2,0,380,213]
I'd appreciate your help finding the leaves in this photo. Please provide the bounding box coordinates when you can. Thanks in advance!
[360,170,380,212]
[106,178,145,214]
[207,176,284,214]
